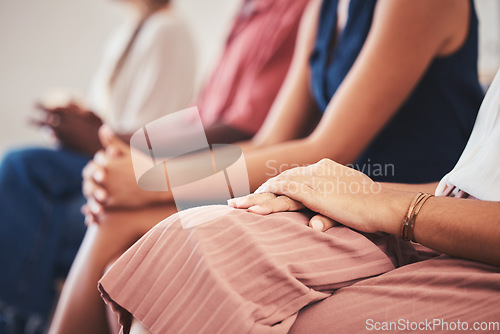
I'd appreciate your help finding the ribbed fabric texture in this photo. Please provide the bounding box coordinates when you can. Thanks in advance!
[98,206,470,334]
[290,255,500,334]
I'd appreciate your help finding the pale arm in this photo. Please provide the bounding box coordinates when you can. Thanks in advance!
[204,123,252,144]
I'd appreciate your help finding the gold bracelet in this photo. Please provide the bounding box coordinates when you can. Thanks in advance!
[400,192,433,242]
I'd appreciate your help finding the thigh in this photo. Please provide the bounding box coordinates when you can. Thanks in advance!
[99,207,401,334]
[99,204,177,240]
[54,193,88,278]
[1,147,90,197]
[0,148,89,317]
[290,255,500,334]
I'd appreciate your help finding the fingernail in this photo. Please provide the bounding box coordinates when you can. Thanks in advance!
[95,189,107,202]
[85,216,97,226]
[255,185,267,194]
[248,205,261,213]
[229,197,245,207]
[100,125,112,137]
[248,205,268,215]
[227,199,236,207]
[310,219,323,231]
[89,200,101,214]
[94,170,104,182]
[95,152,106,165]
[108,145,121,157]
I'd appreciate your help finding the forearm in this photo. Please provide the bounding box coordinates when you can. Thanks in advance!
[379,190,500,267]
[204,123,252,144]
[116,133,133,144]
[101,204,177,234]
[415,197,500,266]
[243,137,325,191]
[380,182,439,194]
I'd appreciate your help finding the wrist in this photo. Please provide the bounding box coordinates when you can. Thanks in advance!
[372,187,415,235]
[146,188,172,205]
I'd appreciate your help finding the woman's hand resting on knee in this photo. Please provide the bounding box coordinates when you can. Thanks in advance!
[229,159,415,235]
[229,159,500,266]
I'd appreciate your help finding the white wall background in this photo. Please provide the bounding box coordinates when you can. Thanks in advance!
[0,0,239,154]
[0,0,498,155]
[476,0,500,82]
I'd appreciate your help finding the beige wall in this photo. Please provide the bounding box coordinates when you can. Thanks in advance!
[477,0,500,82]
[0,0,498,154]
[0,0,238,154]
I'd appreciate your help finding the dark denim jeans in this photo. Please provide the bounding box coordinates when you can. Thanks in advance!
[0,148,89,333]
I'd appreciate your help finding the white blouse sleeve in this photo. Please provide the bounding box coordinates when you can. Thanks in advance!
[436,68,500,201]
[108,12,197,134]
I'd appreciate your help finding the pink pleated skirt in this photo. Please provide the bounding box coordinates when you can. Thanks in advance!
[99,205,500,334]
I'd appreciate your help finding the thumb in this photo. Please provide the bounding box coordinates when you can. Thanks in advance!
[308,214,337,232]
[99,125,129,155]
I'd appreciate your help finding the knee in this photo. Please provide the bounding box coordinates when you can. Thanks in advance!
[91,211,140,248]
[1,148,52,176]
[104,256,121,274]
[0,148,71,193]
[0,148,33,182]
[0,148,58,195]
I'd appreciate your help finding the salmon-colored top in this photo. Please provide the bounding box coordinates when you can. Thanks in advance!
[197,0,310,135]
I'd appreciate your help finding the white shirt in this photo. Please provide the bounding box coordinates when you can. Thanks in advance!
[436,68,500,201]
[88,8,197,134]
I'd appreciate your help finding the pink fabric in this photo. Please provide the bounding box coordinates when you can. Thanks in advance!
[290,255,500,333]
[99,206,470,334]
[197,0,309,135]
[99,189,499,333]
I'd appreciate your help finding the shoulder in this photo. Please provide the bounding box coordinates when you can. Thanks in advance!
[371,0,470,55]
[296,0,322,52]
[303,0,322,27]
[136,8,195,56]
[372,0,470,35]
[373,0,468,21]
[142,9,193,43]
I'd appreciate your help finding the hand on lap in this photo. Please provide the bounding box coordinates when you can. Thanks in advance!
[229,159,389,233]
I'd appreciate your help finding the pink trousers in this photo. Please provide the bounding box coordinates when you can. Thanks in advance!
[99,206,500,334]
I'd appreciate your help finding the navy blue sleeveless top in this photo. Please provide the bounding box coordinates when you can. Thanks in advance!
[310,0,483,183]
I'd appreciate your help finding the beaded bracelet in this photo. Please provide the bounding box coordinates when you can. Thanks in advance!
[400,192,433,242]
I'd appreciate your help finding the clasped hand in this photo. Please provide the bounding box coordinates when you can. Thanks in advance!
[33,101,103,156]
[228,159,388,233]
[81,126,166,224]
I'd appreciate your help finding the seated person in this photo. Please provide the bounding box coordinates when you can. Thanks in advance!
[53,0,484,332]
[100,66,500,334]
[197,0,311,143]
[0,0,196,331]
[48,0,310,332]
